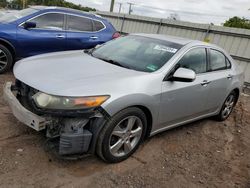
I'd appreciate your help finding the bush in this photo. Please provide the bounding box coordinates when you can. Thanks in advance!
[224,16,250,30]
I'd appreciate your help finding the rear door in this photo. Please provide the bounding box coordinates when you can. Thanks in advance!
[205,49,233,112]
[65,14,101,50]
[17,12,66,57]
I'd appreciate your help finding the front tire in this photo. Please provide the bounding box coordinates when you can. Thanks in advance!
[216,91,237,121]
[97,107,147,163]
[0,44,13,74]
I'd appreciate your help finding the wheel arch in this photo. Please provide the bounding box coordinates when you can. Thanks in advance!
[232,87,240,103]
[105,104,153,138]
[101,93,159,140]
[133,105,153,138]
[90,100,156,154]
[0,38,16,58]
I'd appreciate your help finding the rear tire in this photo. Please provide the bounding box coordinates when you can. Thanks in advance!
[0,44,13,74]
[215,91,237,121]
[96,107,147,163]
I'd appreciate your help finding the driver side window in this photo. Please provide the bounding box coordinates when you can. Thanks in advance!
[29,13,64,30]
[178,48,207,74]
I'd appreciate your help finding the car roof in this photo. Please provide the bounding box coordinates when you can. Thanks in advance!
[29,6,101,18]
[132,33,216,47]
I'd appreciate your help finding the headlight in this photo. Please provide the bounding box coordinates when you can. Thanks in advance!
[32,92,110,110]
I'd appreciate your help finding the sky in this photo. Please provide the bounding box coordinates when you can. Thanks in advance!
[68,0,250,25]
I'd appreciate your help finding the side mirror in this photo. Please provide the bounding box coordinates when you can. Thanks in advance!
[23,22,36,29]
[171,67,196,82]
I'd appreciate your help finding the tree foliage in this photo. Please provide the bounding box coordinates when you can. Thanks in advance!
[0,0,8,8]
[223,16,250,29]
[2,0,96,12]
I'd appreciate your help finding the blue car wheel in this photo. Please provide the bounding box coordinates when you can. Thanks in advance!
[0,44,13,74]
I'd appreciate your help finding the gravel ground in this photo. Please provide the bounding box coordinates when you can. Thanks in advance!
[0,73,249,188]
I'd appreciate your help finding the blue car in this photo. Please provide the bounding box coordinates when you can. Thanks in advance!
[0,6,120,73]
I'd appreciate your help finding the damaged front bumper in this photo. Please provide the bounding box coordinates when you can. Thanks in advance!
[3,81,108,157]
[3,82,49,131]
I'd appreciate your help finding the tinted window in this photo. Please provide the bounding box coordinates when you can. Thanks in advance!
[210,50,227,71]
[30,13,64,30]
[92,35,183,72]
[178,48,207,74]
[68,15,93,32]
[93,20,105,31]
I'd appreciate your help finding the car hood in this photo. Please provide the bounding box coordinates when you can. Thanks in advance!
[14,50,147,97]
[0,22,14,30]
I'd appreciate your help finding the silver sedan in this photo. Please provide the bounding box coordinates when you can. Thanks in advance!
[4,34,244,163]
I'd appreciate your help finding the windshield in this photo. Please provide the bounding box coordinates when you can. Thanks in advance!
[0,8,39,23]
[92,35,183,72]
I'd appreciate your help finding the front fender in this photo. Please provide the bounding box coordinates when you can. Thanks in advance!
[0,37,16,52]
[0,24,17,55]
[101,93,160,125]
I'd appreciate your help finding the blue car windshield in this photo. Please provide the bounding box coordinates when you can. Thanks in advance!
[0,8,39,23]
[92,35,183,72]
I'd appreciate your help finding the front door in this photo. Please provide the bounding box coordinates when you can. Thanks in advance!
[158,47,210,129]
[17,12,66,57]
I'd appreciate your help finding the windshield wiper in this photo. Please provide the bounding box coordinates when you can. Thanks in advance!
[84,48,94,56]
[97,57,131,70]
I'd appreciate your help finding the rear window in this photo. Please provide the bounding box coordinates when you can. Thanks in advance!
[93,20,105,31]
[67,15,93,32]
[209,49,229,71]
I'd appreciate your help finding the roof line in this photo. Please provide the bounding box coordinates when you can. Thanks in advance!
[29,5,101,18]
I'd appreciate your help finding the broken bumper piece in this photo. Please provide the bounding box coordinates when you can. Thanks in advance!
[3,81,106,157]
[3,82,48,131]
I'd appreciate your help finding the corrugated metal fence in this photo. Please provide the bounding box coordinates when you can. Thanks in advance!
[97,11,250,84]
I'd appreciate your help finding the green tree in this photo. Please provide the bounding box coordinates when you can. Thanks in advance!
[223,16,250,29]
[0,0,8,8]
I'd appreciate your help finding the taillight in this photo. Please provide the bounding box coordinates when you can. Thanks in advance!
[112,32,121,39]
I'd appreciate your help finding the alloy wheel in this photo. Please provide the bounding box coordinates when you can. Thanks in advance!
[222,94,235,119]
[109,116,143,157]
[0,49,8,71]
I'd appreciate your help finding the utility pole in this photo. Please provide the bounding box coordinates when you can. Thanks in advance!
[118,3,122,13]
[127,2,134,15]
[110,0,115,12]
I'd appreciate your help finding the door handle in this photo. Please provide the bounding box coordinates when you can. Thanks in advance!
[90,36,98,40]
[227,74,233,79]
[201,80,211,86]
[56,34,65,39]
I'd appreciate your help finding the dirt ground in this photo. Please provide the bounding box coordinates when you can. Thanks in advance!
[0,73,249,188]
